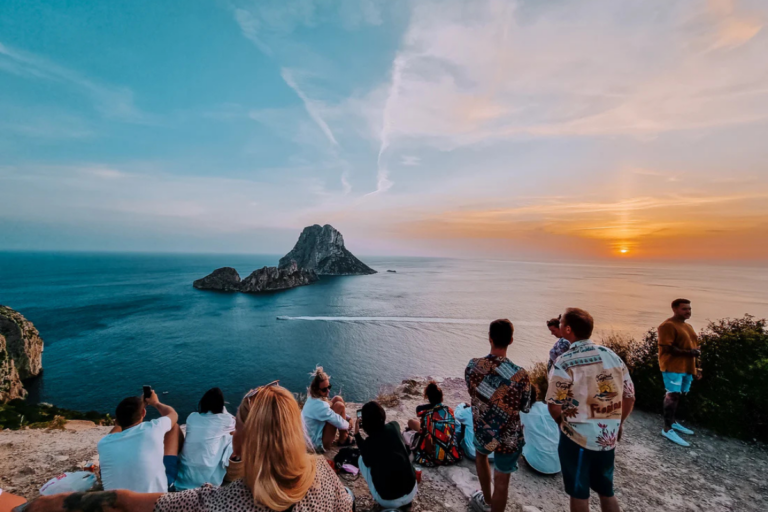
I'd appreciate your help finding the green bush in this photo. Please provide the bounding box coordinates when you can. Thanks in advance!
[597,316,768,442]
[0,399,112,430]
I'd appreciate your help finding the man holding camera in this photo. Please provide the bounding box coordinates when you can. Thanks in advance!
[97,388,182,492]
[658,298,701,447]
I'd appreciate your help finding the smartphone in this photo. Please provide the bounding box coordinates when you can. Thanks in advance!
[143,385,152,399]
[356,409,362,428]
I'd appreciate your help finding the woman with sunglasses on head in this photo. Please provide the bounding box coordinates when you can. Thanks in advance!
[301,366,354,452]
[15,384,355,512]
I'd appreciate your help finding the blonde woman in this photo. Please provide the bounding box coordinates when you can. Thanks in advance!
[17,384,355,512]
[301,366,353,451]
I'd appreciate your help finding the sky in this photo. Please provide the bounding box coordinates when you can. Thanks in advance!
[1,0,767,261]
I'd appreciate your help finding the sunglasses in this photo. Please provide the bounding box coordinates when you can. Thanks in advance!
[244,380,280,402]
[320,384,332,392]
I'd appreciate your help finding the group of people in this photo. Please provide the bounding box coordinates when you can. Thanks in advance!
[16,299,701,512]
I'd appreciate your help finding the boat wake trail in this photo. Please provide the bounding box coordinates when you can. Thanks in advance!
[276,316,489,325]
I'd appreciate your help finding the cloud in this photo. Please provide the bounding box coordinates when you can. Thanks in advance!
[232,0,389,55]
[233,8,274,55]
[361,0,768,153]
[280,68,338,146]
[400,155,421,166]
[0,42,153,123]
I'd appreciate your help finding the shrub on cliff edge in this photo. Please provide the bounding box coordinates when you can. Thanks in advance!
[598,316,768,442]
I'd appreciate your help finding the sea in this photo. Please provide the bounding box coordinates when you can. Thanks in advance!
[1,252,766,419]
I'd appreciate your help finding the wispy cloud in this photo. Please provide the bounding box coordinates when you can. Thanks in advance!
[280,68,338,146]
[0,42,153,123]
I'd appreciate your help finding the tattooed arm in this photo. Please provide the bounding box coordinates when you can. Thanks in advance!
[14,491,162,512]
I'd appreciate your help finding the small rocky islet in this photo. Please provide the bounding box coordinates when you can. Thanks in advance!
[193,224,375,293]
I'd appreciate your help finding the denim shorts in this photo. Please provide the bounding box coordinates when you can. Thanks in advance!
[473,439,522,474]
[662,372,693,393]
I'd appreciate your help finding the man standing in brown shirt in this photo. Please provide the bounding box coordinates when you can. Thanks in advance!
[658,298,701,447]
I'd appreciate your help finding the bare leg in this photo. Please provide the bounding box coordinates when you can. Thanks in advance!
[475,453,492,508]
[164,423,183,456]
[331,396,345,405]
[322,402,348,450]
[663,392,680,431]
[407,419,420,431]
[490,471,511,512]
[570,498,590,512]
[599,495,621,512]
[332,401,349,445]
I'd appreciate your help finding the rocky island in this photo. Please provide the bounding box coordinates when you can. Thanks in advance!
[279,224,376,275]
[193,261,318,293]
[193,224,375,293]
[0,305,44,402]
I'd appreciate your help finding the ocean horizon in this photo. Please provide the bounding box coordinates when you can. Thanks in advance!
[1,251,766,419]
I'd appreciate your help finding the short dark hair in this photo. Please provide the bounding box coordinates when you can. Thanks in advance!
[671,298,691,309]
[115,396,145,427]
[424,381,443,406]
[562,308,594,340]
[361,401,386,434]
[489,319,514,348]
[530,386,538,403]
[546,317,560,328]
[199,387,225,414]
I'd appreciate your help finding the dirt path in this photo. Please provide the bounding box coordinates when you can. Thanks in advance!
[2,378,766,511]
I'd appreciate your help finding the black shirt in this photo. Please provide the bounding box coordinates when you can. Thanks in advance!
[355,422,416,500]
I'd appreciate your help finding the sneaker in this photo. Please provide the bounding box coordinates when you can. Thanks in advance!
[662,429,691,447]
[672,422,694,435]
[470,490,491,512]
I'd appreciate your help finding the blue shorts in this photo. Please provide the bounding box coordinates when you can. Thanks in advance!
[473,440,522,474]
[662,372,693,394]
[163,455,179,490]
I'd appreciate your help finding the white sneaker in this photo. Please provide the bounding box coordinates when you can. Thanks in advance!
[470,490,491,512]
[672,422,694,435]
[662,429,690,447]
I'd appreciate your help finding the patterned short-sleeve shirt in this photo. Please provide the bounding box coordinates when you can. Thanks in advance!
[548,338,571,372]
[465,355,531,454]
[153,457,353,512]
[546,340,635,451]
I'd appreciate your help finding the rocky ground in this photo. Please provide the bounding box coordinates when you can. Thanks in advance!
[2,378,766,511]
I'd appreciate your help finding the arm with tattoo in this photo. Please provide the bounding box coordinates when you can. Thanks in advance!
[14,491,162,512]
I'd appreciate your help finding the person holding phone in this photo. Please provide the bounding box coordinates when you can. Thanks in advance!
[98,387,183,492]
[354,401,417,509]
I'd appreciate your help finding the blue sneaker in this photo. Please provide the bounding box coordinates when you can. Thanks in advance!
[672,423,694,435]
[662,429,690,447]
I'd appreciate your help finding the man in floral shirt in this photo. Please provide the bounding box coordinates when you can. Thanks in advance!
[546,308,635,512]
[465,319,531,512]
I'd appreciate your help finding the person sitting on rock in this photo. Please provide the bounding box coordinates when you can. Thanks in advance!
[175,387,236,490]
[407,381,462,467]
[97,390,183,493]
[520,386,560,475]
[20,384,355,512]
[301,366,353,451]
[355,401,418,510]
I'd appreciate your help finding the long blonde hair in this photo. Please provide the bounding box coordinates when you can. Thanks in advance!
[308,365,330,400]
[243,385,317,511]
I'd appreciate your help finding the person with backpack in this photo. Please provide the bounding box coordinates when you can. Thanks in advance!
[465,319,531,512]
[407,381,462,467]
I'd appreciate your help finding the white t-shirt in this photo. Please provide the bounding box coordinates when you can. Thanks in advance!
[520,402,561,474]
[98,416,172,492]
[175,410,236,490]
